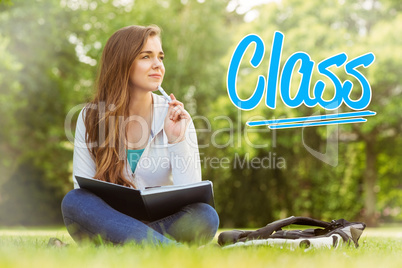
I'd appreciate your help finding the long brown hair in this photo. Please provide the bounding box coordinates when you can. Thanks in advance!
[84,25,161,187]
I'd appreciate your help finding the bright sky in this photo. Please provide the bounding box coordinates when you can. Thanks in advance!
[226,0,279,22]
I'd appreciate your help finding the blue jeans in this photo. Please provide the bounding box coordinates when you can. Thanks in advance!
[61,189,219,246]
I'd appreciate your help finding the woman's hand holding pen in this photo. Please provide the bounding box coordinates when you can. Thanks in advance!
[164,94,190,144]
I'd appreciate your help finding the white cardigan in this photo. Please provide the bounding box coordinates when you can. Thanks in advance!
[72,93,202,189]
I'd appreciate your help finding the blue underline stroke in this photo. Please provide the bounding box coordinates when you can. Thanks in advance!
[268,118,367,129]
[246,110,376,127]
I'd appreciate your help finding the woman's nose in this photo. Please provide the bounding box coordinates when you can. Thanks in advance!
[152,58,163,69]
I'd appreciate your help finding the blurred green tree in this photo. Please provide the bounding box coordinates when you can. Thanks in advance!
[0,0,232,225]
[0,0,79,225]
[206,0,401,227]
[0,0,400,227]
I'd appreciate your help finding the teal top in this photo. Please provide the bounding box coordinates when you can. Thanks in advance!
[127,148,145,173]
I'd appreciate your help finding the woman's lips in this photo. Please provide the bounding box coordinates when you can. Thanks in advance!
[149,74,162,79]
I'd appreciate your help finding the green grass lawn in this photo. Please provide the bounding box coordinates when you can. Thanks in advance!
[1,227,402,268]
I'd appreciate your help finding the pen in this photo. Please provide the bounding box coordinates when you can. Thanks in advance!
[157,85,172,103]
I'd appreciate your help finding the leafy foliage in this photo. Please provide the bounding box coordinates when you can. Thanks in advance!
[0,0,400,227]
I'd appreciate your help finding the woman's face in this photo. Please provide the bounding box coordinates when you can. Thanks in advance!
[129,35,165,93]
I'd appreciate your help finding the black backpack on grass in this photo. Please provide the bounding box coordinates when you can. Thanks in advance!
[218,216,366,249]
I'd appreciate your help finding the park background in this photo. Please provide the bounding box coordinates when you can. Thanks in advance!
[0,0,400,229]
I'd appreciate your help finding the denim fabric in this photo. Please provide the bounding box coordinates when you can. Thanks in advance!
[61,189,219,246]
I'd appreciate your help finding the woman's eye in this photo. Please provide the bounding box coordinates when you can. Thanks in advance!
[142,55,149,59]
[159,56,164,61]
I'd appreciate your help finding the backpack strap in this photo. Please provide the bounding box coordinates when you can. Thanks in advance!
[218,216,330,246]
[244,216,330,240]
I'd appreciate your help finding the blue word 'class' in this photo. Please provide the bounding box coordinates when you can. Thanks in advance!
[227,31,375,111]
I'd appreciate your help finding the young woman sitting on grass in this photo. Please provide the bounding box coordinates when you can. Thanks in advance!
[61,25,219,246]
